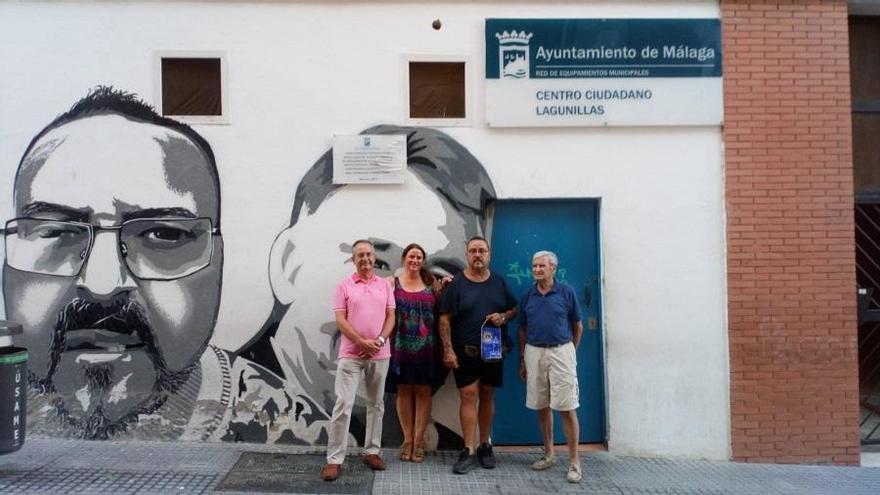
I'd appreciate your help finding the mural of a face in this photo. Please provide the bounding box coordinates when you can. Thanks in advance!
[3,113,222,438]
[235,125,497,446]
[269,171,467,409]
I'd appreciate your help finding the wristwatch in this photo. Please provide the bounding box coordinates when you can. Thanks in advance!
[377,335,387,345]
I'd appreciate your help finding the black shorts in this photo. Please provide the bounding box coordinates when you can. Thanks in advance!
[453,350,504,389]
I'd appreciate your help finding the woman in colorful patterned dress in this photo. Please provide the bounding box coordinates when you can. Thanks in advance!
[387,243,442,463]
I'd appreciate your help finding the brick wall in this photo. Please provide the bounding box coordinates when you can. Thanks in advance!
[721,0,860,465]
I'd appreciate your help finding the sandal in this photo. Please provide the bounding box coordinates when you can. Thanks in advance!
[412,445,426,463]
[399,442,413,462]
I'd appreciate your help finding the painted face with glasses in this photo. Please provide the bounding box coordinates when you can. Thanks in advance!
[4,217,216,280]
[2,114,223,437]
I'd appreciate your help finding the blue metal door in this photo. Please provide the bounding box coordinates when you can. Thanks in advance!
[490,199,605,444]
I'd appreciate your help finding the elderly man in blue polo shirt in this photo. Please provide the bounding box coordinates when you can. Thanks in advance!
[518,250,584,483]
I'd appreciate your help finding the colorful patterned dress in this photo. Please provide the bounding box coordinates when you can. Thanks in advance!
[387,277,438,389]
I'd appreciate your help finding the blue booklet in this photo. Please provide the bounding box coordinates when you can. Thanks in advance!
[480,324,503,362]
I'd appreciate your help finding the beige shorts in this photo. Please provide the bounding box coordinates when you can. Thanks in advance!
[525,342,579,411]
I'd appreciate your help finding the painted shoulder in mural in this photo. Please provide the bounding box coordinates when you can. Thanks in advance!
[3,87,495,445]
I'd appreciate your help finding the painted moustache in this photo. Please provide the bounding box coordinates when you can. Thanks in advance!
[35,297,162,393]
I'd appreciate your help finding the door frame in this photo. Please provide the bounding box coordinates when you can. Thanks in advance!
[487,197,609,445]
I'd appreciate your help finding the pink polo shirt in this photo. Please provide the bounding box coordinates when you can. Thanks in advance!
[333,272,395,360]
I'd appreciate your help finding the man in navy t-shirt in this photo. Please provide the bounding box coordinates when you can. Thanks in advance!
[439,236,517,474]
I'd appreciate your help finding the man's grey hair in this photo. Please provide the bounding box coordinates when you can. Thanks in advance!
[533,250,558,268]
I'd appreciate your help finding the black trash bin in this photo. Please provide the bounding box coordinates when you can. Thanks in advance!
[0,320,26,454]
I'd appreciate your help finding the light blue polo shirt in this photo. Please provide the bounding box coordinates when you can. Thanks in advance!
[519,281,582,346]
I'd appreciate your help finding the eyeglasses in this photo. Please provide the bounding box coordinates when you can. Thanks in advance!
[2,217,220,281]
[467,248,489,255]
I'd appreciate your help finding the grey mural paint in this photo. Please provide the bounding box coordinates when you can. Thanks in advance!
[3,90,497,447]
[2,87,327,443]
[240,125,496,448]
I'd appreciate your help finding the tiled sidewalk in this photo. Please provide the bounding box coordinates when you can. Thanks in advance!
[1,438,880,494]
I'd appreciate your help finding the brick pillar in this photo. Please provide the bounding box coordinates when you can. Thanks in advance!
[722,0,859,465]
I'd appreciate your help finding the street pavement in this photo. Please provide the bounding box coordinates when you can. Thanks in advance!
[2,438,880,494]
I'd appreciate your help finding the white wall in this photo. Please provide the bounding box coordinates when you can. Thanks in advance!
[0,0,729,459]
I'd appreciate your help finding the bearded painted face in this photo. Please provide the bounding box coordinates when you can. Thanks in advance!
[3,114,222,439]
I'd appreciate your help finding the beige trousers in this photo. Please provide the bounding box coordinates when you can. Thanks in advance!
[326,357,390,464]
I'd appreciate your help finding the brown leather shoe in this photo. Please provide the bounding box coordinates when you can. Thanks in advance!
[321,463,342,481]
[363,453,386,470]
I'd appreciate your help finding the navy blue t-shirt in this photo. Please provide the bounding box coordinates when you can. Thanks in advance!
[439,271,517,346]
[519,282,582,345]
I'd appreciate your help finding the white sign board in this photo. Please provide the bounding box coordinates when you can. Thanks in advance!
[485,19,724,127]
[486,78,723,127]
[332,134,407,184]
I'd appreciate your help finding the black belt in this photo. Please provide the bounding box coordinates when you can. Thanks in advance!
[530,342,568,348]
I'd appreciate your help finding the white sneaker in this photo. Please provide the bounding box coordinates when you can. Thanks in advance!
[566,463,582,483]
[531,455,556,470]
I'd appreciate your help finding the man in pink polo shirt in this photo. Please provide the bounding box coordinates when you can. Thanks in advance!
[321,239,396,482]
